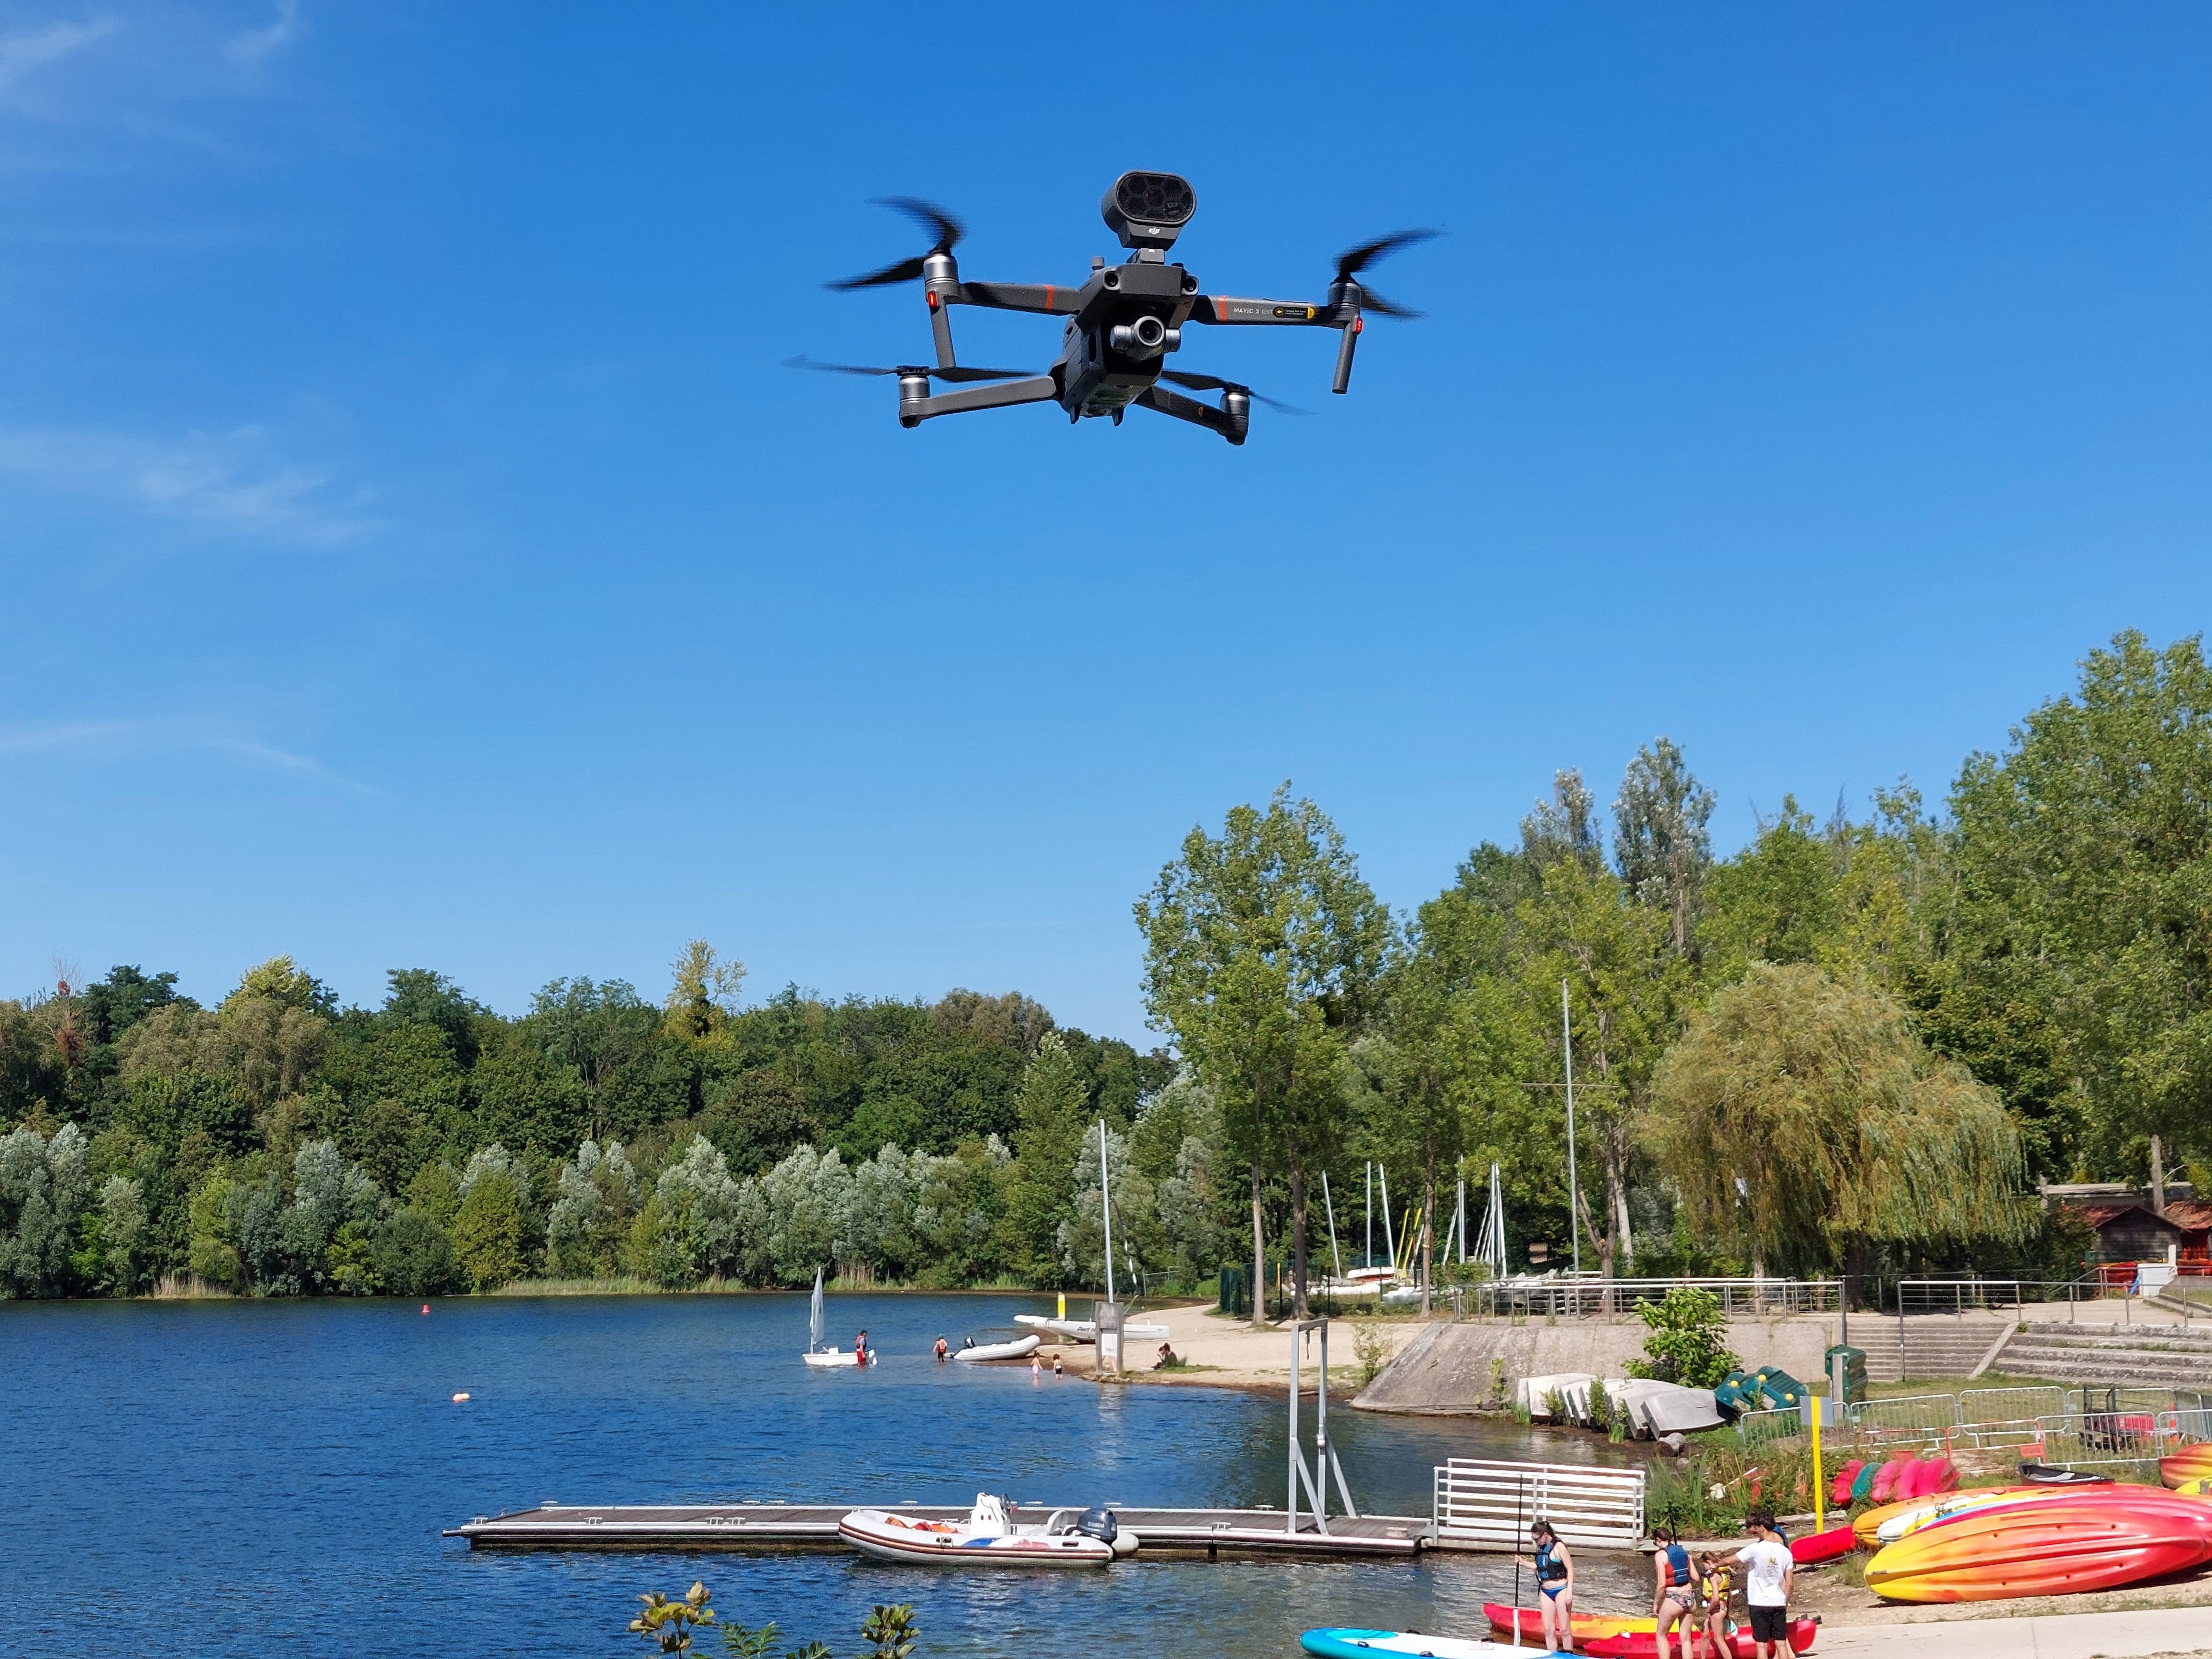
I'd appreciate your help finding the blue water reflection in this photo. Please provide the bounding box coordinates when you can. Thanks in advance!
[0,1295,1651,1657]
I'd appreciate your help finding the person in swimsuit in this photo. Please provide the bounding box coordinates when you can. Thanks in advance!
[854,1329,869,1364]
[1652,1525,1701,1659]
[1531,1519,1576,1654]
[934,1336,949,1362]
[1695,1552,1735,1659]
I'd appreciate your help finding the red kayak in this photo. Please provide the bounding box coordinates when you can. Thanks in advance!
[1789,1524,1857,1565]
[1582,1620,1818,1659]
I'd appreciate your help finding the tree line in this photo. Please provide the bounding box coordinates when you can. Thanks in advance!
[2,630,2205,1303]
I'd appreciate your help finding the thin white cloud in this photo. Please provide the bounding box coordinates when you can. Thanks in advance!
[0,719,371,792]
[0,423,379,547]
[0,15,117,101]
[224,0,299,68]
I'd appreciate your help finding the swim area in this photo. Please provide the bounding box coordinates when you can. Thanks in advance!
[0,1293,1651,1656]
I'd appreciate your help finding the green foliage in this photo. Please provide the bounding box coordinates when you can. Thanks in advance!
[1352,1318,1388,1386]
[630,1582,715,1655]
[861,1604,918,1659]
[1625,1286,1739,1387]
[452,1159,527,1292]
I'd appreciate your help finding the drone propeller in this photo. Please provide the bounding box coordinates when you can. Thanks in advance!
[785,355,1031,383]
[826,197,967,290]
[1157,369,1305,414]
[1333,227,1441,319]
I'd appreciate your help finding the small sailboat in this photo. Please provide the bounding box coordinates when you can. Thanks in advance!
[802,1266,877,1368]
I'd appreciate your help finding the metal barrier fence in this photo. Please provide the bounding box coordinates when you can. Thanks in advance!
[1433,1458,1646,1550]
[1736,1385,2212,1467]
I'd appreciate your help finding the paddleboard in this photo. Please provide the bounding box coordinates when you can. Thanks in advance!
[1302,1632,1519,1659]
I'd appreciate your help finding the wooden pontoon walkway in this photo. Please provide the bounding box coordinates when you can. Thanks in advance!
[446,1502,1433,1558]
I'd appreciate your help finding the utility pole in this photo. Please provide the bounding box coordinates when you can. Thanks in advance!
[1562,978,1582,1277]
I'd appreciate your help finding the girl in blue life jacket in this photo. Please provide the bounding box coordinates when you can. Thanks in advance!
[1530,1519,1576,1654]
[1651,1524,1701,1659]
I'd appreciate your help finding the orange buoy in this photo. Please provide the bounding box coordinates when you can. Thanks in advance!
[421,1304,431,1315]
[452,1392,470,1403]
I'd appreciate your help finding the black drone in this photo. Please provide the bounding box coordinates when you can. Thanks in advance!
[791,171,1435,446]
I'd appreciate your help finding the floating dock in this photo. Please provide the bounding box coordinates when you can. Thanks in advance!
[446,1502,1433,1558]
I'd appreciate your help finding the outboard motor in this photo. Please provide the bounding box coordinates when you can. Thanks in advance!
[1075,1504,1118,1545]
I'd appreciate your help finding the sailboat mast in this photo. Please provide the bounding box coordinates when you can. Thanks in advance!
[1099,1118,1116,1303]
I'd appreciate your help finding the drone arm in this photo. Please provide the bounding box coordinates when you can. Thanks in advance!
[906,374,1061,425]
[1133,383,1245,446]
[951,282,1085,315]
[1187,295,1338,327]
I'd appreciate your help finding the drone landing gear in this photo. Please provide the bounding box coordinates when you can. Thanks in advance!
[898,375,1061,429]
[1133,383,1247,446]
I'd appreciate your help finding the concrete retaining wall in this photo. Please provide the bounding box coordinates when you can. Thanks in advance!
[1351,1313,1850,1415]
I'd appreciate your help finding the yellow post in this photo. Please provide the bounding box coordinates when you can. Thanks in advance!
[1057,1291,1065,1320]
[1811,1389,1826,1533]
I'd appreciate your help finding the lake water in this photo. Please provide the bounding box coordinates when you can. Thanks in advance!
[0,1294,1652,1657]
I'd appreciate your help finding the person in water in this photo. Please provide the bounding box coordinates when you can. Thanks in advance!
[933,1336,949,1362]
[1651,1524,1700,1659]
[1531,1518,1576,1654]
[1051,1352,1063,1377]
[854,1329,868,1363]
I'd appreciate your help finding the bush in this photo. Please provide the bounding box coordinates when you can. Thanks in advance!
[1626,1286,1739,1387]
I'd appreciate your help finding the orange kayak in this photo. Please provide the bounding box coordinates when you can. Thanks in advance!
[1483,1604,1643,1644]
[2160,1445,2212,1489]
[1851,1485,2048,1548]
[1866,1494,2212,1602]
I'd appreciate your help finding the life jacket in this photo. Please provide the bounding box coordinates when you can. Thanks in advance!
[1662,1543,1692,1587]
[1536,1541,1567,1582]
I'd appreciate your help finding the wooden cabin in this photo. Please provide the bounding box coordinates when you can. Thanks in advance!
[2076,1201,2185,1266]
[2162,1200,2212,1273]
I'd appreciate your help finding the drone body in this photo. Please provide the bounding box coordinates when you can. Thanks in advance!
[796,172,1433,445]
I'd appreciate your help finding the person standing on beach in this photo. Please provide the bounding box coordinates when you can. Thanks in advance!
[1735,1511,1793,1659]
[1530,1519,1576,1654]
[1650,1524,1700,1659]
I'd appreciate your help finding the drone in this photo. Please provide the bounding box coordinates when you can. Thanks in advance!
[791,171,1435,445]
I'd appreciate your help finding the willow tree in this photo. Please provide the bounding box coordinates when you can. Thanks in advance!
[1136,786,1392,1321]
[1654,963,2025,1278]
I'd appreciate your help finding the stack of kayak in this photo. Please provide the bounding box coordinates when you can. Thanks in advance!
[1713,1366,1807,1416]
[1825,1452,1959,1508]
[1859,1482,2212,1601]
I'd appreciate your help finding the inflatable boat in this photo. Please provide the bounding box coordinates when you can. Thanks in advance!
[952,1334,1042,1363]
[838,1494,1127,1566]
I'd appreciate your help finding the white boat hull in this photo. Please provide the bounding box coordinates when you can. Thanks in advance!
[804,1348,877,1368]
[952,1334,1042,1362]
[837,1508,1115,1567]
[1012,1315,1171,1343]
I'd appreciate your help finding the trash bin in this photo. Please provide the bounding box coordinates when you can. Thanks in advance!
[1824,1344,1868,1404]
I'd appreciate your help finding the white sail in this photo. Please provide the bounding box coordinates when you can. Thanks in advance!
[809,1265,825,1353]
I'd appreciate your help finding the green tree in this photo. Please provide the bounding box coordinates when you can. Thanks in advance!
[1612,739,1715,958]
[1006,1033,1089,1284]
[1936,630,2212,1180]
[1624,1285,1738,1386]
[452,1158,528,1291]
[1136,785,1392,1318]
[1655,963,2026,1277]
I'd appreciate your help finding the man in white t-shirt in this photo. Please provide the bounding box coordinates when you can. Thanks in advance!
[1735,1510,1794,1659]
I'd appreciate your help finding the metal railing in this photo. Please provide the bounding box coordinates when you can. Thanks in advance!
[1434,1458,1645,1550]
[1463,1275,1841,1320]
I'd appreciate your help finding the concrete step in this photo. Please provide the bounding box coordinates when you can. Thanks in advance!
[2009,1321,2212,1354]
[1994,1323,2212,1387]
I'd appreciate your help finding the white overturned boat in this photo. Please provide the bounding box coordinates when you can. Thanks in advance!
[801,1266,878,1368]
[838,1493,1130,1566]
[952,1333,1041,1362]
[1012,1314,1170,1343]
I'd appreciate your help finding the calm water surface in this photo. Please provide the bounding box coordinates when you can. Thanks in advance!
[0,1295,1651,1656]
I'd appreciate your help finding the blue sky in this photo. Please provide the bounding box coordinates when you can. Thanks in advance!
[2,4,2209,1041]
